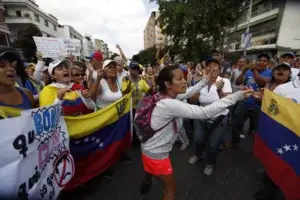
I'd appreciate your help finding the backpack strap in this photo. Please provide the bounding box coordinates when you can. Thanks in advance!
[152,94,178,133]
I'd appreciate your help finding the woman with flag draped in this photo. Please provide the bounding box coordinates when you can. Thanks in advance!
[39,59,96,116]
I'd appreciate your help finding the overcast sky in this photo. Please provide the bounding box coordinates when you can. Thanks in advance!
[36,0,158,58]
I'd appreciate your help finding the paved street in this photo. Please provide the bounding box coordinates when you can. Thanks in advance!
[60,134,267,200]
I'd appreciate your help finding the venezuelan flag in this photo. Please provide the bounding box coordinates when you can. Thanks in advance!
[254,90,300,200]
[64,94,132,190]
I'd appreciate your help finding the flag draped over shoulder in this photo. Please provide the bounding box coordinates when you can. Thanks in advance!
[64,94,132,190]
[254,90,300,200]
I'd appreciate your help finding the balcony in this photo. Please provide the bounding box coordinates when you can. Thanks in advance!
[5,15,32,24]
[236,8,280,30]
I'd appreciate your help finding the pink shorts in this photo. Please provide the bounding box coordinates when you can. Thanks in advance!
[142,154,173,176]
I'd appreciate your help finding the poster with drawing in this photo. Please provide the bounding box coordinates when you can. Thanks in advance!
[0,105,74,200]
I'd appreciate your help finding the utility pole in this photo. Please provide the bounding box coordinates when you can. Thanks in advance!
[243,0,253,56]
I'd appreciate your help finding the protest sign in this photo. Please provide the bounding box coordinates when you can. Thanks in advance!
[0,105,74,200]
[33,37,67,58]
[64,39,81,57]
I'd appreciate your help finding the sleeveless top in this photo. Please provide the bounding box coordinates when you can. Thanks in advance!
[0,87,32,118]
[96,79,122,109]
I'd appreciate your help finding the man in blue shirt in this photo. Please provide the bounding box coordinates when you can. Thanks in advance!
[232,53,272,148]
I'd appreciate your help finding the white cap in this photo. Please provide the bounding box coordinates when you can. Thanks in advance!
[103,59,117,69]
[48,59,72,75]
[114,56,123,62]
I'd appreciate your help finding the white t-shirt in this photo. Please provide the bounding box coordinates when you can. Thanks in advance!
[291,68,299,81]
[232,68,242,92]
[117,70,128,85]
[141,80,244,159]
[96,79,122,109]
[273,77,300,103]
[199,76,232,118]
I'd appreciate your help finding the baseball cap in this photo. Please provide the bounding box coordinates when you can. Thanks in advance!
[102,59,117,69]
[48,59,72,75]
[86,51,103,62]
[281,52,294,58]
[114,56,123,63]
[128,61,141,71]
[0,50,19,61]
[273,62,291,71]
[205,58,220,66]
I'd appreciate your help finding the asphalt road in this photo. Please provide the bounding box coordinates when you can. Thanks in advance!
[60,135,268,200]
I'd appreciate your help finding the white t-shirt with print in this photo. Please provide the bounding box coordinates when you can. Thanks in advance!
[273,77,300,103]
[199,76,232,119]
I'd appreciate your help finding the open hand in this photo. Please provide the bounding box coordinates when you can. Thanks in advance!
[216,79,224,91]
[36,51,43,60]
[82,90,92,100]
[57,88,70,100]
[241,86,255,98]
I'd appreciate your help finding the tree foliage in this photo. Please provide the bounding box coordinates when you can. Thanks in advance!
[150,0,249,59]
[14,24,42,61]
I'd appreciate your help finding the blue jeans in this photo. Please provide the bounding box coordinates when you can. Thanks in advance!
[193,115,228,165]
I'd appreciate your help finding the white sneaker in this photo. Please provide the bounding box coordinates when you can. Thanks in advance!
[203,164,214,176]
[240,134,245,138]
[188,155,199,164]
[180,143,189,151]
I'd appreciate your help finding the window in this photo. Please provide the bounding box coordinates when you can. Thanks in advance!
[53,24,57,31]
[44,19,48,27]
[34,14,39,22]
[16,11,21,17]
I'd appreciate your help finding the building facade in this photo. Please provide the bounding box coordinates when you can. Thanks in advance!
[144,11,167,49]
[94,38,109,58]
[3,0,60,43]
[225,0,300,57]
[83,33,93,57]
[58,25,83,58]
[0,0,10,46]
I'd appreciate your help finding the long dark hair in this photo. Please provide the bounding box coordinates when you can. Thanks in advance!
[157,65,180,93]
[0,46,33,87]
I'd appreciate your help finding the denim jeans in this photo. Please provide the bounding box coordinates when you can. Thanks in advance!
[193,115,228,165]
[232,102,260,144]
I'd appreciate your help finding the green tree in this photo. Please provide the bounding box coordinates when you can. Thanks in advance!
[150,0,248,56]
[14,24,42,61]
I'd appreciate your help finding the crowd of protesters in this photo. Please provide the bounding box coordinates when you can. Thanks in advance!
[0,43,299,200]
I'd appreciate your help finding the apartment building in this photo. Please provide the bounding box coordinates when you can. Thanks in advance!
[83,33,93,57]
[94,38,109,58]
[59,25,83,59]
[225,0,300,57]
[144,11,167,49]
[0,0,10,46]
[3,0,60,43]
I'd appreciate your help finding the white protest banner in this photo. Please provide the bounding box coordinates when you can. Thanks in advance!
[33,37,67,58]
[0,105,74,200]
[64,39,81,57]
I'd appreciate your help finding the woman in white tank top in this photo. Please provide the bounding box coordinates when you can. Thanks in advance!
[91,59,123,109]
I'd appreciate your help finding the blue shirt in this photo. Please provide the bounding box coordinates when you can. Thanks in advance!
[244,69,272,105]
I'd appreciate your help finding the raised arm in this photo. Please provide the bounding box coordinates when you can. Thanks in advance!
[176,78,208,101]
[116,44,128,62]
[165,91,248,119]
